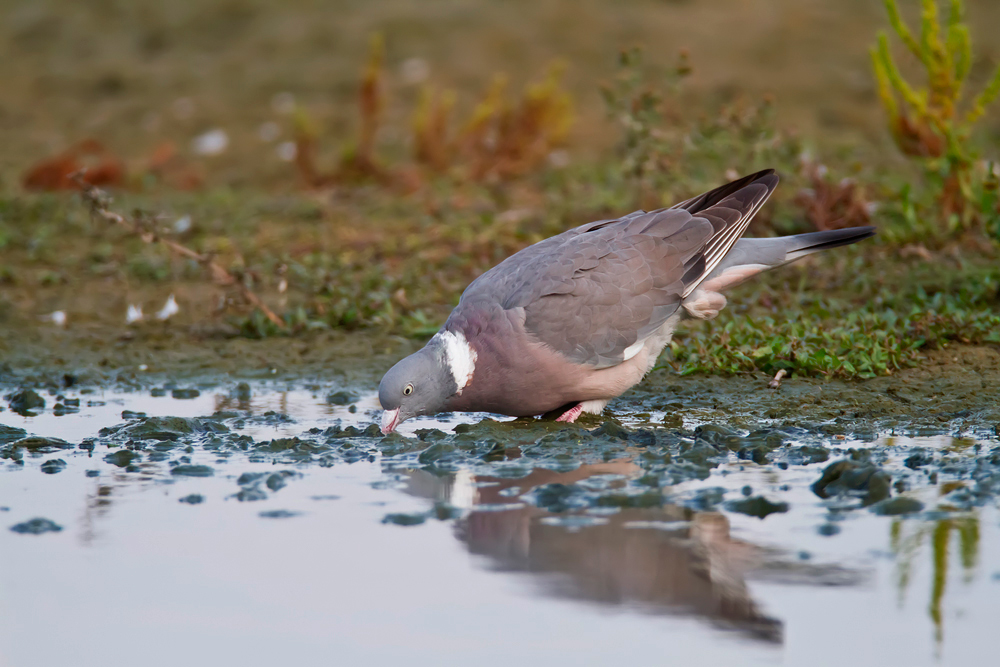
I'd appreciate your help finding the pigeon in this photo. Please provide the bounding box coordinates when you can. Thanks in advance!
[379,169,874,433]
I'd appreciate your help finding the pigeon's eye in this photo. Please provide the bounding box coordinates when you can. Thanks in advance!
[403,384,413,396]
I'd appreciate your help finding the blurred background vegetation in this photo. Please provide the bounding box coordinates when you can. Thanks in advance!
[1,0,999,378]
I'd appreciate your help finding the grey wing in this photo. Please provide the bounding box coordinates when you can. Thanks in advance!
[453,170,779,368]
[513,207,715,368]
[456,210,645,307]
[521,226,692,368]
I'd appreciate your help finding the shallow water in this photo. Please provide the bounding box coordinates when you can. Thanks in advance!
[1,383,999,667]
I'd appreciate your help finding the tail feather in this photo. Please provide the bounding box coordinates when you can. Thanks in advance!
[784,226,877,261]
[700,225,876,293]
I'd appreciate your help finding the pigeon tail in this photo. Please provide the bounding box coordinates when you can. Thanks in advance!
[701,225,877,293]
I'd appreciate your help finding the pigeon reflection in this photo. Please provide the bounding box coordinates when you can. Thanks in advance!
[404,461,783,642]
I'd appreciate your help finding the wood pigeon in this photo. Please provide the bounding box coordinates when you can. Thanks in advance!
[379,169,874,433]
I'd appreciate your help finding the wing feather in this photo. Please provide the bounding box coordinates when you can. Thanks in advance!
[448,170,779,368]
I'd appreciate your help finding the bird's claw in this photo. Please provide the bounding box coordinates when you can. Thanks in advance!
[555,403,584,423]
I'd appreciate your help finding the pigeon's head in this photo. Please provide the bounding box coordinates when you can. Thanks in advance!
[378,330,477,434]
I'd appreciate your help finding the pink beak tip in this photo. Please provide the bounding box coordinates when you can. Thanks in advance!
[380,408,400,435]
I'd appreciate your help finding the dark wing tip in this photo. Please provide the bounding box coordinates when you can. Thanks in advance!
[670,168,779,214]
[678,170,780,298]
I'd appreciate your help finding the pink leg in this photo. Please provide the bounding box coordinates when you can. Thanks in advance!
[555,403,584,423]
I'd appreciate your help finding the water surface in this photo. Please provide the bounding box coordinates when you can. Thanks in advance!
[2,384,998,666]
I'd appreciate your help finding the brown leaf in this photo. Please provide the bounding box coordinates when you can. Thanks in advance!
[23,140,125,190]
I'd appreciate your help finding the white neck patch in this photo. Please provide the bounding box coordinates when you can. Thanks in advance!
[432,330,477,394]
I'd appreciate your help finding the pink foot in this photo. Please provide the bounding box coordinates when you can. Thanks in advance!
[555,403,584,423]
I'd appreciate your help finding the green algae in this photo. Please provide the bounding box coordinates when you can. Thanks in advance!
[382,512,427,526]
[40,459,66,474]
[171,464,215,477]
[812,460,893,507]
[872,497,925,516]
[104,450,141,468]
[0,425,28,444]
[5,436,73,452]
[10,518,62,535]
[725,496,790,519]
[4,389,45,415]
[259,510,302,519]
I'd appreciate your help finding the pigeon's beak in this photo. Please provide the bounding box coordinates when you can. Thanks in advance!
[380,408,401,435]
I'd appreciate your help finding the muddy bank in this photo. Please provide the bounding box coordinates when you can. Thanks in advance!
[2,324,998,434]
[0,325,421,389]
[627,344,1000,436]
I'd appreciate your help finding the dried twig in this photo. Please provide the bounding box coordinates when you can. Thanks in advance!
[768,369,787,389]
[72,172,286,329]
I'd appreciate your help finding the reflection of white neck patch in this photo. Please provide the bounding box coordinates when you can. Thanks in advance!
[433,330,477,394]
